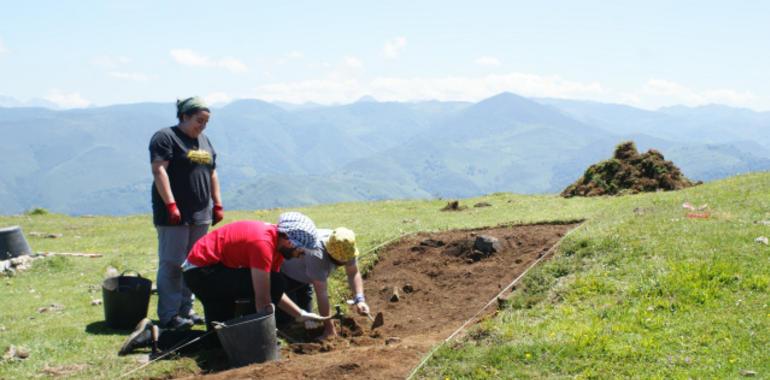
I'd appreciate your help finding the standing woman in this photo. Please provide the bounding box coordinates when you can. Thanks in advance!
[148,96,224,330]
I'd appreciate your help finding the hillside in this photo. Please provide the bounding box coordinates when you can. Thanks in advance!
[1,93,770,215]
[0,172,766,378]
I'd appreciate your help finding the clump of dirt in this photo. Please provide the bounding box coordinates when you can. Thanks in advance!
[441,200,467,211]
[561,141,698,197]
[444,235,504,263]
[200,222,578,380]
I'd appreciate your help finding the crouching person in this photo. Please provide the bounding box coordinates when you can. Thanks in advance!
[278,227,370,340]
[183,212,330,334]
[118,212,329,355]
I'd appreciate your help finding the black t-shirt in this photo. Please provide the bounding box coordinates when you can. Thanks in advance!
[149,126,217,226]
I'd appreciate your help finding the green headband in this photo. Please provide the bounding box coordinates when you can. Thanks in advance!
[176,96,209,115]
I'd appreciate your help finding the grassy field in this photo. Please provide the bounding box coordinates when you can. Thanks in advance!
[0,173,767,379]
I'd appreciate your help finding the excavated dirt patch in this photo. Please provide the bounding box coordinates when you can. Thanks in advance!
[194,222,578,380]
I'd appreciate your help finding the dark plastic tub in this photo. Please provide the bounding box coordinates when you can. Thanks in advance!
[215,310,279,367]
[0,226,32,260]
[102,271,152,329]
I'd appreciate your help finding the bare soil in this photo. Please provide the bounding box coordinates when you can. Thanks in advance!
[192,222,578,379]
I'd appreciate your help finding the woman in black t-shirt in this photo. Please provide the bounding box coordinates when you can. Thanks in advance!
[148,96,224,330]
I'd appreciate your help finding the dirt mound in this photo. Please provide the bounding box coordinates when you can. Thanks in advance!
[440,200,467,211]
[561,141,698,197]
[195,222,578,380]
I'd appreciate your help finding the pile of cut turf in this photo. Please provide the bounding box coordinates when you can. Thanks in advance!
[561,141,698,197]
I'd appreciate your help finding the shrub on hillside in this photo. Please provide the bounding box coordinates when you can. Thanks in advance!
[561,141,698,197]
[25,207,49,215]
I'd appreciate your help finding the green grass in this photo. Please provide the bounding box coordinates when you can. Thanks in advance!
[0,173,768,379]
[417,173,770,379]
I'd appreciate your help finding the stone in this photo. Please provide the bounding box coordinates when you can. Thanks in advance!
[389,287,400,302]
[474,235,501,256]
[385,337,401,345]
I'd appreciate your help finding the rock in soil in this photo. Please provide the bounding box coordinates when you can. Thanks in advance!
[371,312,384,329]
[473,202,492,208]
[474,235,501,255]
[419,239,445,248]
[338,363,360,371]
[385,337,401,345]
[390,287,401,302]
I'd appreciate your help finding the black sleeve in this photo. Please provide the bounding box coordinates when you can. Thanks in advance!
[149,130,173,163]
[206,135,217,170]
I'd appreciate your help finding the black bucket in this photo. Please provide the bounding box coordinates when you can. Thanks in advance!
[215,310,279,368]
[0,226,32,260]
[102,271,152,330]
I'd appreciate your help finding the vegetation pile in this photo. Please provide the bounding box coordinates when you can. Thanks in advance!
[561,141,698,197]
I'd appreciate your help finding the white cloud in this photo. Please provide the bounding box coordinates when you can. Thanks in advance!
[109,71,149,81]
[640,79,756,108]
[287,51,304,59]
[370,73,606,102]
[204,92,233,105]
[0,38,8,55]
[248,72,605,105]
[475,56,501,66]
[169,49,248,73]
[244,72,763,110]
[382,37,407,59]
[45,89,90,109]
[252,79,363,104]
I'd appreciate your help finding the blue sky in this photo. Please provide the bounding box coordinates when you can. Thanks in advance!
[1,0,768,110]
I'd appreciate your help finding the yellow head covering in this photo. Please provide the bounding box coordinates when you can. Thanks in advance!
[326,227,359,262]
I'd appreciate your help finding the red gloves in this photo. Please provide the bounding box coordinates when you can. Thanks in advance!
[212,204,224,226]
[166,202,182,225]
[166,202,223,225]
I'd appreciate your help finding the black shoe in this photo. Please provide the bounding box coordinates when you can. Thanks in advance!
[118,318,154,356]
[188,313,205,325]
[162,315,194,331]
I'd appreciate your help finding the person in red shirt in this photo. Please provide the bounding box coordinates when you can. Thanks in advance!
[118,212,332,355]
[182,212,329,332]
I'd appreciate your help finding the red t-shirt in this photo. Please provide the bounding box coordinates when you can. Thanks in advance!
[186,221,284,272]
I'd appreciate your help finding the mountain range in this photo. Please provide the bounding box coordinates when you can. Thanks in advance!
[1,93,769,215]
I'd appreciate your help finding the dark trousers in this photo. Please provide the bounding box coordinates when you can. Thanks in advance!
[275,273,314,326]
[183,264,285,332]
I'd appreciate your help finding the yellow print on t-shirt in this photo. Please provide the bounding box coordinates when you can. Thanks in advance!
[187,150,212,165]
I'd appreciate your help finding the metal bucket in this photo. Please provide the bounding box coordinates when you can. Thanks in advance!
[102,271,152,329]
[0,226,32,260]
[215,310,280,368]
